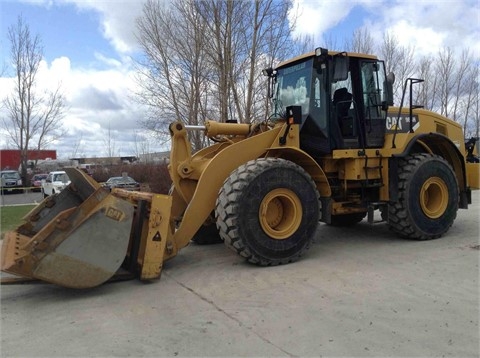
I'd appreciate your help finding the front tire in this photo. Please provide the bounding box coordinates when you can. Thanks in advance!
[215,158,320,266]
[387,154,458,240]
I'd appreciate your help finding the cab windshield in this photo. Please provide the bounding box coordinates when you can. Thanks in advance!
[273,59,313,118]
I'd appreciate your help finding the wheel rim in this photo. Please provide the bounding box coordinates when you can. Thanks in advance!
[419,177,448,219]
[259,188,302,240]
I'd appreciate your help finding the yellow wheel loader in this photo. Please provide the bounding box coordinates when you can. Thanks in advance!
[1,48,473,289]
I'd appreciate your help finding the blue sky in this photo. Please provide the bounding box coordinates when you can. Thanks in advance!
[0,1,368,64]
[1,2,120,68]
[0,0,478,159]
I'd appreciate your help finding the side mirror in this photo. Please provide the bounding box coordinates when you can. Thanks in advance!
[262,67,277,99]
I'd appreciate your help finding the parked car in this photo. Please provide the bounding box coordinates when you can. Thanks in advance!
[42,171,71,198]
[30,173,48,192]
[1,170,23,194]
[104,176,140,191]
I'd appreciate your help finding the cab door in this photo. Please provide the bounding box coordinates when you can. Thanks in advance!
[359,60,388,148]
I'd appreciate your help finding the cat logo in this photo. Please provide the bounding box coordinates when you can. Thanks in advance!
[386,114,419,133]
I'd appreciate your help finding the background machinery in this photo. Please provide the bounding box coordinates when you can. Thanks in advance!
[1,48,473,288]
[465,137,479,188]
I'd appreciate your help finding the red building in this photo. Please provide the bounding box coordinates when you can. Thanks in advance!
[0,149,57,170]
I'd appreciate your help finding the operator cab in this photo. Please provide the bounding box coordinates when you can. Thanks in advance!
[266,48,393,156]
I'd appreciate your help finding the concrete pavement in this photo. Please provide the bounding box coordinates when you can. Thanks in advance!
[1,192,479,357]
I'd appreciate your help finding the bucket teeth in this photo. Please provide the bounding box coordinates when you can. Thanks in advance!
[1,231,34,279]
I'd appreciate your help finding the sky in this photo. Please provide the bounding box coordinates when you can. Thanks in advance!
[0,0,479,160]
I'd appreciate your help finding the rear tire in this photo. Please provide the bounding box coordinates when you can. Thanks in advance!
[387,154,458,240]
[216,158,320,266]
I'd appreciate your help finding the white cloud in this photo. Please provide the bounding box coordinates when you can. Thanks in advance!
[0,54,161,159]
[2,1,167,159]
[53,60,157,158]
[19,0,147,54]
[289,0,356,40]
[379,0,480,58]
[62,0,147,54]
[5,0,477,161]
[21,0,479,61]
[386,21,446,55]
[289,0,479,58]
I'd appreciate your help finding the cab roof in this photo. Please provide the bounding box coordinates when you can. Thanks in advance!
[276,50,378,70]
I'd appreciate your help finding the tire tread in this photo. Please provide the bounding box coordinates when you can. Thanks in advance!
[387,153,458,240]
[215,158,319,265]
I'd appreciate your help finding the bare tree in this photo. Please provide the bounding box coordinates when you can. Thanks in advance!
[345,27,375,54]
[132,130,154,163]
[103,121,117,162]
[435,47,456,117]
[2,16,65,182]
[418,48,479,136]
[414,55,439,110]
[195,0,235,123]
[197,0,294,124]
[378,31,416,104]
[321,33,340,51]
[70,134,85,159]
[452,51,467,118]
[135,0,211,151]
[135,0,301,150]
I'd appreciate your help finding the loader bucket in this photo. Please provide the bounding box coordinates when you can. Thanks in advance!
[1,168,136,288]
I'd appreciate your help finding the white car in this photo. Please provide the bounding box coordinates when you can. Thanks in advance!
[42,171,71,198]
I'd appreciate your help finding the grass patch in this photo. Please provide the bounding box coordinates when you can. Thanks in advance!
[1,205,36,237]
